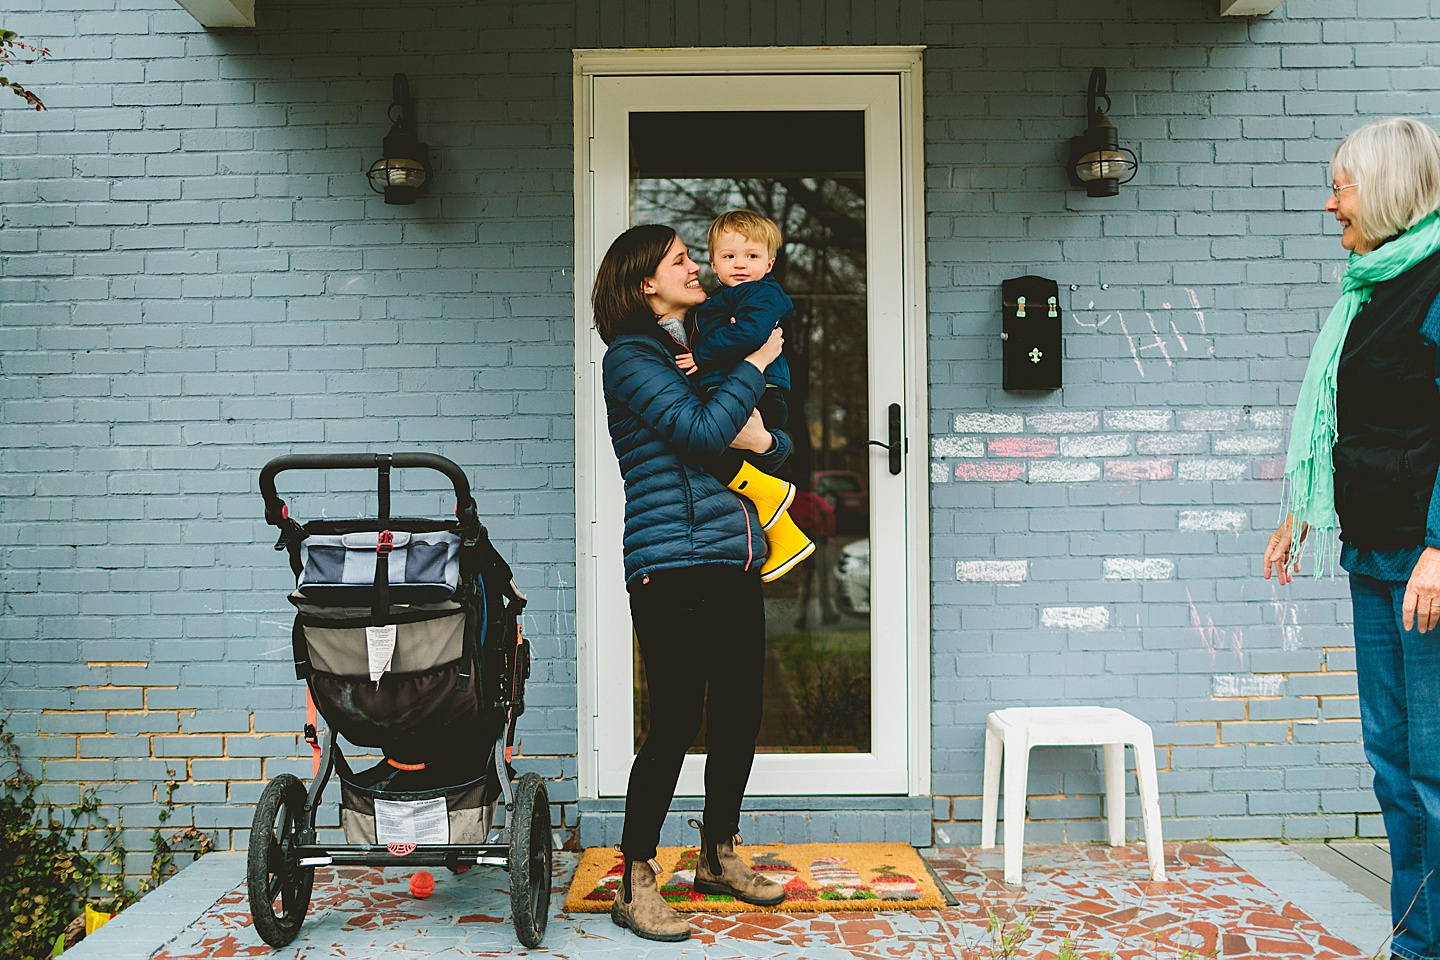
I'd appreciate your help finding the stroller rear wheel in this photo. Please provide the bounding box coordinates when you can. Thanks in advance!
[247,773,316,947]
[508,772,551,948]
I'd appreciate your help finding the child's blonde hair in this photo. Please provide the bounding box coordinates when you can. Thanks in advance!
[707,209,783,259]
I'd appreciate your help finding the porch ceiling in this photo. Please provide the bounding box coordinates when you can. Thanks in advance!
[172,0,1284,29]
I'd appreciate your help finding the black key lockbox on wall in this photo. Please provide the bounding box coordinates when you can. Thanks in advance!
[1001,275,1062,391]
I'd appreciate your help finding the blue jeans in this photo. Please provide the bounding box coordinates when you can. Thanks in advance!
[1352,574,1440,960]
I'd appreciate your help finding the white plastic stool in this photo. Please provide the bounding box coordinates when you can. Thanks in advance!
[980,706,1166,885]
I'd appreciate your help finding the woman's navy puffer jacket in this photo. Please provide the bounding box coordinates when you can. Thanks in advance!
[602,329,791,588]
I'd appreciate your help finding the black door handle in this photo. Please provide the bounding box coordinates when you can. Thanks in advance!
[867,403,903,476]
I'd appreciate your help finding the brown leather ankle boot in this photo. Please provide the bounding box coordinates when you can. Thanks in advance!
[690,819,786,906]
[610,858,690,942]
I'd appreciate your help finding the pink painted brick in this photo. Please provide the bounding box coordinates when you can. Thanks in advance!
[953,461,1026,482]
[988,437,1058,458]
[1254,457,1286,480]
[1104,459,1176,481]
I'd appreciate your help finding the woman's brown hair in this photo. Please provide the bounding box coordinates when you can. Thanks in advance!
[592,224,678,345]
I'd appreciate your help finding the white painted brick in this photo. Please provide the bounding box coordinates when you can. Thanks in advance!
[1212,675,1285,698]
[1177,409,1244,431]
[1104,410,1172,431]
[1029,460,1102,482]
[1059,435,1132,458]
[1026,411,1099,433]
[1103,558,1175,580]
[1179,509,1248,533]
[1177,459,1249,482]
[930,436,984,458]
[1041,606,1110,630]
[956,560,1028,582]
[1248,409,1287,430]
[930,461,950,483]
[1137,434,1209,455]
[952,413,1023,433]
[1213,433,1284,455]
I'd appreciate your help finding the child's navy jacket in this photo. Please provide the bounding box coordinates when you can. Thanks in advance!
[690,274,793,395]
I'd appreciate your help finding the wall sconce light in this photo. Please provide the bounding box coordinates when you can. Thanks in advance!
[1066,67,1137,198]
[366,73,431,205]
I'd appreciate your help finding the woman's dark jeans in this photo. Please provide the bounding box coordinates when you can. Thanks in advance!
[1352,573,1440,960]
[619,565,766,863]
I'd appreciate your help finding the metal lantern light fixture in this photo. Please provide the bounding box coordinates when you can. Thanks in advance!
[1066,68,1138,198]
[366,73,431,205]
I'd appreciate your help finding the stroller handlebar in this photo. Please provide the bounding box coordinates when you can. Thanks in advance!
[260,453,481,537]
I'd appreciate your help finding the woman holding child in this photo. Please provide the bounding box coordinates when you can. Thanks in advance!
[591,220,798,941]
[1263,117,1440,960]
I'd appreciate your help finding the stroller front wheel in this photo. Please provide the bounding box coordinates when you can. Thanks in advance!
[247,773,316,947]
[508,772,551,948]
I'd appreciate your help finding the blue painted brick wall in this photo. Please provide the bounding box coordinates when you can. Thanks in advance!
[1,0,1432,860]
[1,0,587,853]
[921,0,1435,844]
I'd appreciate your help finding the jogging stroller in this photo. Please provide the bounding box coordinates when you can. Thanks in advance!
[252,452,548,948]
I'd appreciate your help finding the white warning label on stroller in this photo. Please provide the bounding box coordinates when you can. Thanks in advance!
[366,624,397,682]
[374,797,450,844]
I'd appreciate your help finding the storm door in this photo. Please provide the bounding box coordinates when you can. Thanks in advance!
[579,69,922,797]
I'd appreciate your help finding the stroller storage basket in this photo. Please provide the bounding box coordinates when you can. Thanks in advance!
[339,767,496,845]
[292,592,493,758]
[253,452,547,950]
[293,598,463,676]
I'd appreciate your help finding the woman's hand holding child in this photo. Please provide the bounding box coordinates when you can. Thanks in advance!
[745,327,784,372]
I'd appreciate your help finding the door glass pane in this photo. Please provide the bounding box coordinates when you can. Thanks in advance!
[629,110,871,755]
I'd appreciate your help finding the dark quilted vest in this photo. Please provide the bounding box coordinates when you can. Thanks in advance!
[1334,250,1440,549]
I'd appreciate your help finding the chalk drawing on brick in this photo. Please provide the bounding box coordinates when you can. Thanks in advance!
[1189,588,1244,660]
[1268,594,1302,652]
[1073,289,1216,377]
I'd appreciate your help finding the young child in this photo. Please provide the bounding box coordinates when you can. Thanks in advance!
[675,209,814,582]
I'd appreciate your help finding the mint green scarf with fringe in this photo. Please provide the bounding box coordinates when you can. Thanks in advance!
[1283,211,1440,576]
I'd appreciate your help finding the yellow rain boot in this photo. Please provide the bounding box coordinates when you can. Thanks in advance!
[760,509,815,583]
[727,460,795,531]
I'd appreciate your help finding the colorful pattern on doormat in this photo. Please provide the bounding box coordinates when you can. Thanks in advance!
[563,842,948,913]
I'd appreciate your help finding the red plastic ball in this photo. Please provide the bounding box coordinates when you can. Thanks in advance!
[409,870,435,899]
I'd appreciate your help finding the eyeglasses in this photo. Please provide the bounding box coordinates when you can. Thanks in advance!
[1330,181,1359,197]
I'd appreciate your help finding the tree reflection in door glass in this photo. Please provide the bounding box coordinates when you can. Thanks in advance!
[628,144,872,755]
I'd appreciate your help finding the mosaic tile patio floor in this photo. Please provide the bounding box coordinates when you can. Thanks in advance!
[76,843,1391,959]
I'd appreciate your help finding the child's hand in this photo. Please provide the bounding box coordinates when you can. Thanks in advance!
[675,353,697,375]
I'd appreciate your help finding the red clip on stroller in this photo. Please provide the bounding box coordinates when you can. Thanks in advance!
[254,453,549,948]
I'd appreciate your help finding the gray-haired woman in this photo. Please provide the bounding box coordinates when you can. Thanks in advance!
[1264,117,1440,960]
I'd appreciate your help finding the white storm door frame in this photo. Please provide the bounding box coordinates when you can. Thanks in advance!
[573,48,930,800]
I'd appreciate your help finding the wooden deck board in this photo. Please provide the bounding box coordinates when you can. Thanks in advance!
[1327,840,1392,882]
[1291,841,1391,908]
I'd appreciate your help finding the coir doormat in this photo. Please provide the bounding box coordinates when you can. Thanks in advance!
[564,842,948,913]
